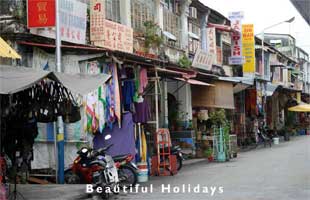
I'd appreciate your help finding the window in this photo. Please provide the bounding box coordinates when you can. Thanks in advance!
[222,43,231,65]
[163,7,181,48]
[163,0,180,14]
[188,22,200,54]
[105,0,120,23]
[131,0,154,32]
[216,31,221,47]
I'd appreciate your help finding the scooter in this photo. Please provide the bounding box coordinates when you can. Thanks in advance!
[112,154,138,187]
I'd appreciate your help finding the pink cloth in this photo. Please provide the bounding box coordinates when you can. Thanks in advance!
[113,63,121,128]
[139,68,148,94]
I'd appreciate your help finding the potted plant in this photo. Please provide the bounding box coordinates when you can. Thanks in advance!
[178,54,192,68]
[204,147,214,161]
[143,21,163,53]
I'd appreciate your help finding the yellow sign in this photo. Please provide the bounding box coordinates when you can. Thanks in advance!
[242,24,255,73]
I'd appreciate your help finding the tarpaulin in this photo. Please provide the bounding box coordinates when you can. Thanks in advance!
[0,65,111,95]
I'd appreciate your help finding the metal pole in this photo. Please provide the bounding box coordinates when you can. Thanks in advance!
[261,32,264,76]
[155,69,159,131]
[55,0,64,184]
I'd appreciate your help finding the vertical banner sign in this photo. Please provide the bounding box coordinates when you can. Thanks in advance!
[27,0,56,28]
[30,0,87,44]
[228,11,244,65]
[207,27,217,65]
[242,24,255,73]
[90,0,105,41]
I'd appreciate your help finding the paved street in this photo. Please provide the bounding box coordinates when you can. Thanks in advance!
[18,135,310,200]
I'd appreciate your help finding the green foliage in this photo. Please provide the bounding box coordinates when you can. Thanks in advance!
[204,147,213,158]
[178,54,192,68]
[143,21,163,52]
[209,109,228,127]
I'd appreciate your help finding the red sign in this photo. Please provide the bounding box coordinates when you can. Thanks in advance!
[27,0,55,28]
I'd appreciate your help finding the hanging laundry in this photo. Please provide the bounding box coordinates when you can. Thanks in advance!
[133,67,140,102]
[122,80,135,111]
[103,63,121,128]
[139,67,148,94]
[133,99,150,124]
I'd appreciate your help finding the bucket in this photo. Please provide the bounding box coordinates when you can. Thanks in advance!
[273,137,279,145]
[137,162,148,182]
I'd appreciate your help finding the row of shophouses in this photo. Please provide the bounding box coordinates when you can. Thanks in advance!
[1,0,310,171]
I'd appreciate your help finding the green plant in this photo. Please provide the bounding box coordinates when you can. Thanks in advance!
[204,147,213,158]
[143,21,163,52]
[178,54,192,68]
[209,109,228,127]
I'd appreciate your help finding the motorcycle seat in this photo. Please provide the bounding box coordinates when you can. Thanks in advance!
[113,154,129,162]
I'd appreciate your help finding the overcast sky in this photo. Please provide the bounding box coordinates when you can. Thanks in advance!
[203,0,310,56]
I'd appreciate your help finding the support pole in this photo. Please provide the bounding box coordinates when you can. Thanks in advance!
[155,70,159,131]
[55,0,64,184]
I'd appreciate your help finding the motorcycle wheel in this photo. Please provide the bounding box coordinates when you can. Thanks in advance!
[177,156,183,171]
[64,169,80,184]
[118,165,137,187]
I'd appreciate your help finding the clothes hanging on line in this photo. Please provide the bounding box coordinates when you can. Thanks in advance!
[121,80,135,112]
[133,99,150,124]
[139,67,148,94]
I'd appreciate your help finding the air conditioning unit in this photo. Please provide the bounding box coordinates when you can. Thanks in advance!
[189,7,197,18]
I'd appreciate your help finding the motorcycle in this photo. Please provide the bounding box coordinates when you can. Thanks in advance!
[65,135,119,196]
[112,154,138,187]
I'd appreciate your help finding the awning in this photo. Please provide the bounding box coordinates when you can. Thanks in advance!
[219,76,254,93]
[266,83,281,96]
[192,81,235,109]
[188,32,200,40]
[173,77,214,86]
[288,102,310,112]
[270,62,286,67]
[0,65,111,95]
[0,37,21,59]
[163,31,177,41]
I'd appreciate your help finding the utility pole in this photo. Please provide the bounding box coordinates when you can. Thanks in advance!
[55,0,64,184]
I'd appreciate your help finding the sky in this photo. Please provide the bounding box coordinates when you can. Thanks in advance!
[202,0,310,56]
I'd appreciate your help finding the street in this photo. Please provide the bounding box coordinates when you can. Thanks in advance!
[18,135,310,200]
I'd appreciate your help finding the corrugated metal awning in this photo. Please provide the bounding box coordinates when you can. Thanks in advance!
[0,37,21,59]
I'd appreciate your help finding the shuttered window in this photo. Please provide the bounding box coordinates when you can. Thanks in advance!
[163,8,181,48]
[105,0,120,23]
[131,0,154,32]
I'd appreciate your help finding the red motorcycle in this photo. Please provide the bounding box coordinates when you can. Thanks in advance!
[112,154,138,187]
[64,146,109,184]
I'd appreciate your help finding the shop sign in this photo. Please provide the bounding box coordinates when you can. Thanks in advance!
[207,27,217,63]
[192,48,215,71]
[242,24,255,73]
[90,0,105,41]
[222,32,231,44]
[93,20,133,53]
[27,0,56,28]
[228,11,244,65]
[30,0,87,44]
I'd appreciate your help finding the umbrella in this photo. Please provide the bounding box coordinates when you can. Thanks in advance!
[288,102,310,112]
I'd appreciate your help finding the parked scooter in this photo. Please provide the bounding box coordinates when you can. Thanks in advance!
[65,135,119,195]
[257,126,272,147]
[112,154,138,187]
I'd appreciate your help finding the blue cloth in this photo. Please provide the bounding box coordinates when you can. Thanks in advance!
[122,80,135,111]
[93,113,136,159]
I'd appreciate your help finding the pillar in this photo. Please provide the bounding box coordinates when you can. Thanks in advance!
[180,0,191,52]
[200,9,210,51]
[120,0,131,27]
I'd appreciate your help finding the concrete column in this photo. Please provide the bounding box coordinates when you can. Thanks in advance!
[154,0,164,30]
[180,0,191,52]
[200,10,210,51]
[120,0,131,26]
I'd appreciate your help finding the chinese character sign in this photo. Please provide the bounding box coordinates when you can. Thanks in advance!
[242,24,255,74]
[94,20,133,54]
[228,11,244,65]
[27,0,56,28]
[30,0,87,44]
[192,48,215,71]
[90,0,105,41]
[207,27,217,65]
